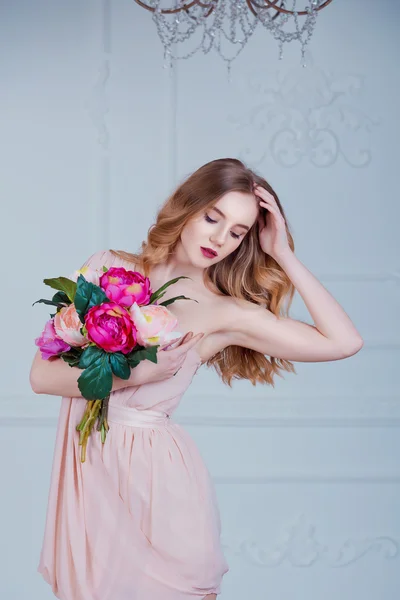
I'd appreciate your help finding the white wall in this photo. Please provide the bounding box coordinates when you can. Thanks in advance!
[1,1,399,598]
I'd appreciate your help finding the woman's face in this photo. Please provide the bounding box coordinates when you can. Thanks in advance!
[180,190,260,266]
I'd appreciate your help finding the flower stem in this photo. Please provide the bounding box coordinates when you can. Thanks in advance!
[77,395,111,462]
[79,400,101,462]
[76,400,93,432]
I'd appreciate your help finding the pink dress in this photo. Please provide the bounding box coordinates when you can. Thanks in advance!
[37,250,229,600]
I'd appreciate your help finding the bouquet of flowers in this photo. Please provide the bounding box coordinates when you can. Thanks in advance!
[33,263,192,462]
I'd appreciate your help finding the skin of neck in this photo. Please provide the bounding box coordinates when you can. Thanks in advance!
[155,240,206,286]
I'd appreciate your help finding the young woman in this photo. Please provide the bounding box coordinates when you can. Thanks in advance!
[30,158,363,600]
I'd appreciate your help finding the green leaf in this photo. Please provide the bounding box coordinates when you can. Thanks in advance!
[149,276,191,304]
[126,355,140,369]
[109,353,130,380]
[152,289,167,302]
[77,352,112,400]
[78,345,105,370]
[74,275,109,323]
[43,277,77,303]
[158,295,198,308]
[126,345,159,368]
[102,266,108,273]
[32,298,60,308]
[73,277,92,320]
[52,291,71,305]
[33,290,72,310]
[87,283,109,309]
[61,348,83,367]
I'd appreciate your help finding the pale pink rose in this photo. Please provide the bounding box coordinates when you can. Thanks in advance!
[69,266,100,286]
[129,303,182,347]
[54,304,88,347]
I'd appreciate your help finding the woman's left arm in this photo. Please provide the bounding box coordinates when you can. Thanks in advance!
[224,249,363,363]
[223,185,364,363]
[277,249,363,348]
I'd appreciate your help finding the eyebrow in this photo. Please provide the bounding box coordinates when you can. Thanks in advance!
[210,206,250,231]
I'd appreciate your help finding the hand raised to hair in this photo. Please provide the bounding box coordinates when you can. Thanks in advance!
[254,184,291,261]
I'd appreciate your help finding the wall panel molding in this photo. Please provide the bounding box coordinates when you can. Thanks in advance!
[229,60,380,168]
[2,395,399,428]
[317,270,400,283]
[214,472,400,484]
[165,55,178,189]
[84,0,111,250]
[220,514,399,567]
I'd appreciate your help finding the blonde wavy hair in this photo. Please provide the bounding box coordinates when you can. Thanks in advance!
[111,158,296,387]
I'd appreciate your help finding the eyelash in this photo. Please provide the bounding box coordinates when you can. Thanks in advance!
[204,214,242,239]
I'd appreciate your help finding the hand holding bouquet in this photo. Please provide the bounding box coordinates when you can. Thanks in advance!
[34,262,193,462]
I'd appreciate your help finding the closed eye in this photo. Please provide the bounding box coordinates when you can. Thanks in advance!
[204,213,242,239]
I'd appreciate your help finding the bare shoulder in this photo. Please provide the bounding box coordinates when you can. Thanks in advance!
[199,294,275,361]
[109,249,138,267]
[80,248,134,271]
[218,296,275,327]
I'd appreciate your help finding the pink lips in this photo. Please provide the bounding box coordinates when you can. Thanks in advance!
[200,247,218,258]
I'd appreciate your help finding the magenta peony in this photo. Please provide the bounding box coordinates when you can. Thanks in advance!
[84,302,137,354]
[35,319,71,360]
[100,267,151,308]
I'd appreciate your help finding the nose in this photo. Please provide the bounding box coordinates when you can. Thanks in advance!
[209,231,226,248]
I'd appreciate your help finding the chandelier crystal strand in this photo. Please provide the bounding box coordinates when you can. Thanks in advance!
[137,0,333,69]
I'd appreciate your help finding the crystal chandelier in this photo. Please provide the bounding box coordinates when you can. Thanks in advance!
[133,0,334,71]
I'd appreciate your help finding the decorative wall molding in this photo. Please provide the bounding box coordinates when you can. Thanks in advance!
[3,398,399,481]
[181,395,400,428]
[165,55,178,189]
[221,514,399,566]
[84,0,111,250]
[2,395,399,428]
[361,342,400,351]
[228,54,380,169]
[85,59,110,151]
[214,472,400,484]
[317,270,400,284]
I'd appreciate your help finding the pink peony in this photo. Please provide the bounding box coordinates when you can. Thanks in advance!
[69,266,101,286]
[54,304,88,347]
[35,319,71,360]
[84,302,137,354]
[129,303,182,347]
[100,267,151,308]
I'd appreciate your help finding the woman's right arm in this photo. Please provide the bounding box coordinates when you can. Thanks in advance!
[29,349,141,397]
[29,332,204,398]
